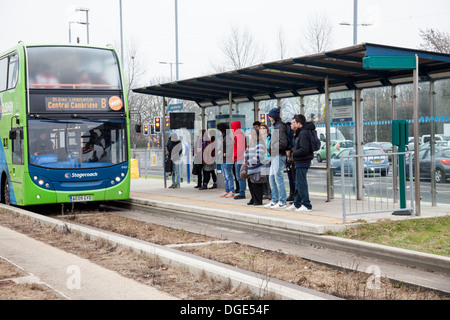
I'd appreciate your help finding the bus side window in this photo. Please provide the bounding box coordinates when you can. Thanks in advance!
[0,57,7,91]
[8,54,19,90]
[11,128,24,164]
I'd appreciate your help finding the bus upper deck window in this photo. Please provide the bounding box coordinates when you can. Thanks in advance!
[27,46,121,90]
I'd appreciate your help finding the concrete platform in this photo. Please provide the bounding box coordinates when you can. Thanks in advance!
[130,178,450,235]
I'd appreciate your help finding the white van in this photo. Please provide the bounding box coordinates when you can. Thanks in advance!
[408,134,444,150]
[315,127,346,148]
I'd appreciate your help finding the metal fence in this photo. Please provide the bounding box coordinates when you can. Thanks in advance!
[340,151,415,223]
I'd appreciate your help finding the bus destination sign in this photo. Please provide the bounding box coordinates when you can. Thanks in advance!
[44,96,123,112]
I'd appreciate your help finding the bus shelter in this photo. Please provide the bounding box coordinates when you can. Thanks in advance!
[133,43,450,216]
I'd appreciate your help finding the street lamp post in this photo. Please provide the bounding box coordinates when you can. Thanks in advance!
[339,0,372,45]
[68,8,90,44]
[76,8,90,44]
[159,61,183,82]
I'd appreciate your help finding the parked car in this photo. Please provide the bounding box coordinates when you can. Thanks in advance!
[331,147,390,177]
[364,142,393,161]
[316,140,353,162]
[364,142,393,154]
[406,146,450,183]
[408,134,444,151]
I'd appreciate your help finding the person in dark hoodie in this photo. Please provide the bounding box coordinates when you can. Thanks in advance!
[166,132,183,189]
[231,120,247,200]
[286,114,314,212]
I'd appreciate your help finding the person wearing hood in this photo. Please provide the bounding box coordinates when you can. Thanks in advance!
[286,114,314,212]
[166,132,183,189]
[231,121,247,199]
[264,107,288,209]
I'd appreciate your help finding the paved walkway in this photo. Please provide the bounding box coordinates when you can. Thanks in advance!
[0,224,176,300]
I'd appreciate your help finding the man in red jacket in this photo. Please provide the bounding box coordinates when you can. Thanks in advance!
[231,121,247,199]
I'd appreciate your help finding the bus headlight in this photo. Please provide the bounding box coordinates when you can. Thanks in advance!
[115,176,121,182]
[38,180,44,185]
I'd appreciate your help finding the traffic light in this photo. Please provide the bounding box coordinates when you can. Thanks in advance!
[143,124,149,135]
[154,117,161,133]
[260,113,267,124]
[150,124,155,135]
[165,117,170,129]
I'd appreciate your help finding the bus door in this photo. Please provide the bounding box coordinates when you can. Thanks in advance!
[9,126,24,204]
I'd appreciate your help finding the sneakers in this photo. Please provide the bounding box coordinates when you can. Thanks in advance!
[264,202,277,208]
[225,191,236,198]
[285,204,297,211]
[264,202,286,209]
[220,192,228,197]
[295,205,312,212]
[272,202,286,209]
[234,195,245,200]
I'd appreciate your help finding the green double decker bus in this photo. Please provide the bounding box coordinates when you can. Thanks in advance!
[0,43,130,206]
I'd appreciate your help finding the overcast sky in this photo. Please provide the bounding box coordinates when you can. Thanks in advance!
[1,0,449,85]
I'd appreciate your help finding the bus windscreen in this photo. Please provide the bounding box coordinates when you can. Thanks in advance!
[27,46,121,90]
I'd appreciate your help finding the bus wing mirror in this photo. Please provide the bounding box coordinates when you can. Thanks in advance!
[9,130,17,140]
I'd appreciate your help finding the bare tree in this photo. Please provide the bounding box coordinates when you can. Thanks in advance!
[419,28,450,53]
[276,27,289,60]
[293,13,334,122]
[219,24,265,70]
[300,13,333,55]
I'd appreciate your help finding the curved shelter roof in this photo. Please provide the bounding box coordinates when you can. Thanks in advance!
[133,43,450,106]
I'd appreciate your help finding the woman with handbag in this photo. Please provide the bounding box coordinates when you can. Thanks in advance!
[192,130,205,188]
[243,128,266,206]
[200,130,217,190]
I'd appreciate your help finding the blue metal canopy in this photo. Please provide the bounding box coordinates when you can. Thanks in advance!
[133,43,450,107]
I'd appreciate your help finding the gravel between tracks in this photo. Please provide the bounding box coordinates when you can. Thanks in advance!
[0,210,448,300]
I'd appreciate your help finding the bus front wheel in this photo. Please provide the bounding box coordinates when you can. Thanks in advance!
[1,174,10,206]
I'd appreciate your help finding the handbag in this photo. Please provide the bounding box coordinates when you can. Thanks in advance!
[239,162,248,179]
[164,157,173,172]
[192,164,201,175]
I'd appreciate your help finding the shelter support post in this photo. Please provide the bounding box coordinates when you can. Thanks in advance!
[430,81,436,206]
[391,86,398,203]
[413,55,420,216]
[201,107,205,131]
[229,91,233,122]
[325,77,332,201]
[355,89,363,200]
[254,101,259,122]
[163,97,167,189]
[300,96,305,115]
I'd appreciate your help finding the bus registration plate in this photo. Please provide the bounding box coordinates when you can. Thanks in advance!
[70,195,93,202]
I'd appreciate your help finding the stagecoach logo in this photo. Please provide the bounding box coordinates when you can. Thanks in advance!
[65,172,99,179]
[109,96,123,111]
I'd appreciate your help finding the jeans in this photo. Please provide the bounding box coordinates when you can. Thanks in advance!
[222,163,235,193]
[294,167,312,210]
[269,155,286,204]
[172,161,181,186]
[234,162,246,196]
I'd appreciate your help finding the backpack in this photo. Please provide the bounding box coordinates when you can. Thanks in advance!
[309,129,321,152]
[285,123,294,150]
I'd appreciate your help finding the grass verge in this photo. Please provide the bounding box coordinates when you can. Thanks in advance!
[333,216,450,257]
